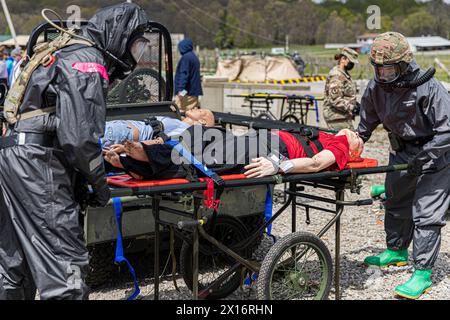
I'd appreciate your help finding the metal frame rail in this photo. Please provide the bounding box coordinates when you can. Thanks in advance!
[110,164,407,300]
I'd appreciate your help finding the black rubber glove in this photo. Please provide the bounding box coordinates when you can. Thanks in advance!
[352,102,361,119]
[408,157,424,176]
[88,180,111,208]
[145,117,165,136]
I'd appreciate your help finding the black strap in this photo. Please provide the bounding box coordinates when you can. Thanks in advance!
[0,133,57,150]
[296,134,316,158]
[289,127,324,158]
[145,117,171,142]
[306,127,324,153]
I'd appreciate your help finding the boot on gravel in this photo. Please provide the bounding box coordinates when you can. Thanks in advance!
[364,249,408,267]
[394,269,432,300]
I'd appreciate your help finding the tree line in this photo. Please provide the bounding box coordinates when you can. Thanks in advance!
[0,0,449,48]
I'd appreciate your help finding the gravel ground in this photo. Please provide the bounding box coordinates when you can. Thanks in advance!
[90,128,450,300]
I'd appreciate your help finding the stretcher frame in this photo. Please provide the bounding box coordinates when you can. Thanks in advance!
[110,160,407,300]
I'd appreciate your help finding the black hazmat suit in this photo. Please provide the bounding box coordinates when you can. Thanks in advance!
[118,126,288,181]
[357,61,450,270]
[0,3,149,299]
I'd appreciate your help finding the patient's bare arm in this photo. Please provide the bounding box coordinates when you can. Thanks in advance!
[287,150,336,174]
[244,150,337,178]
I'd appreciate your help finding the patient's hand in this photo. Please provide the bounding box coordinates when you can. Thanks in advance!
[142,137,165,145]
[244,157,278,178]
[110,144,126,154]
[129,172,144,180]
[124,141,149,162]
[104,151,124,169]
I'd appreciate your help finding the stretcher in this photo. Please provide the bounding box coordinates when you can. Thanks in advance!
[227,93,324,125]
[107,155,408,300]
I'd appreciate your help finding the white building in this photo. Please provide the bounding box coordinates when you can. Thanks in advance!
[356,33,379,46]
[406,36,450,52]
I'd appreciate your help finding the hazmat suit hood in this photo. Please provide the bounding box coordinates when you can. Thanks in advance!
[178,38,194,55]
[400,59,420,81]
[82,2,149,77]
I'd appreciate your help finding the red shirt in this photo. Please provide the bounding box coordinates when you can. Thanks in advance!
[274,131,350,171]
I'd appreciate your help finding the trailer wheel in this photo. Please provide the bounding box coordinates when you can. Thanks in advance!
[257,232,332,300]
[118,68,166,104]
[256,113,273,121]
[239,214,265,253]
[180,215,250,300]
[281,114,300,124]
[86,242,117,288]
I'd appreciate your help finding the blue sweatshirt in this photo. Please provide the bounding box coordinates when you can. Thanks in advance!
[174,38,203,97]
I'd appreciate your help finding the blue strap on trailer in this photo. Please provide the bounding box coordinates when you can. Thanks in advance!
[113,197,141,300]
[265,186,273,235]
[243,186,274,287]
[166,139,224,186]
[305,95,320,124]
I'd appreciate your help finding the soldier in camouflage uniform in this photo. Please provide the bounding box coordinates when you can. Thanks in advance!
[359,32,450,299]
[323,47,359,130]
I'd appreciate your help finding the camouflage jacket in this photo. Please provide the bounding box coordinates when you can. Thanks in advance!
[323,66,357,121]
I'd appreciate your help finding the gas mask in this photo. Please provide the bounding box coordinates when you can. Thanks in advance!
[109,31,151,81]
[371,61,409,86]
[372,60,436,90]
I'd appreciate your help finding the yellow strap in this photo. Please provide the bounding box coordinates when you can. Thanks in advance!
[16,107,57,122]
[4,36,93,125]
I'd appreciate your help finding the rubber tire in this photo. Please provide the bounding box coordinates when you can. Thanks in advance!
[179,215,250,300]
[118,68,167,104]
[239,214,265,254]
[282,114,300,124]
[257,232,333,300]
[86,242,117,288]
[257,113,273,121]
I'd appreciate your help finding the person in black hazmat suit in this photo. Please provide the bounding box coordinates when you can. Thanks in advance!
[358,32,450,300]
[0,3,150,300]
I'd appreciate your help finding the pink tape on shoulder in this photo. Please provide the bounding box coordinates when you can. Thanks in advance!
[72,62,109,82]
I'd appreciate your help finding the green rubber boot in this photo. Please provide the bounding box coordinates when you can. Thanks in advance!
[364,249,408,267]
[394,269,432,300]
[371,185,386,198]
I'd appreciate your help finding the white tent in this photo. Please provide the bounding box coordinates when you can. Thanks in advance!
[216,56,301,81]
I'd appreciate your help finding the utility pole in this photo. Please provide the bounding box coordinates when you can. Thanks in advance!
[1,0,19,48]
[285,34,289,54]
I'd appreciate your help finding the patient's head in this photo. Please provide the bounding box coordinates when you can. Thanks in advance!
[337,129,364,159]
[183,108,215,127]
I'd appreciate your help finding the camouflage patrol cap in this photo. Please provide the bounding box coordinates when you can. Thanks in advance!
[340,47,359,64]
[370,32,413,65]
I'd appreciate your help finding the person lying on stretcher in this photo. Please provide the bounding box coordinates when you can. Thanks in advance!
[101,108,215,153]
[103,125,364,180]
